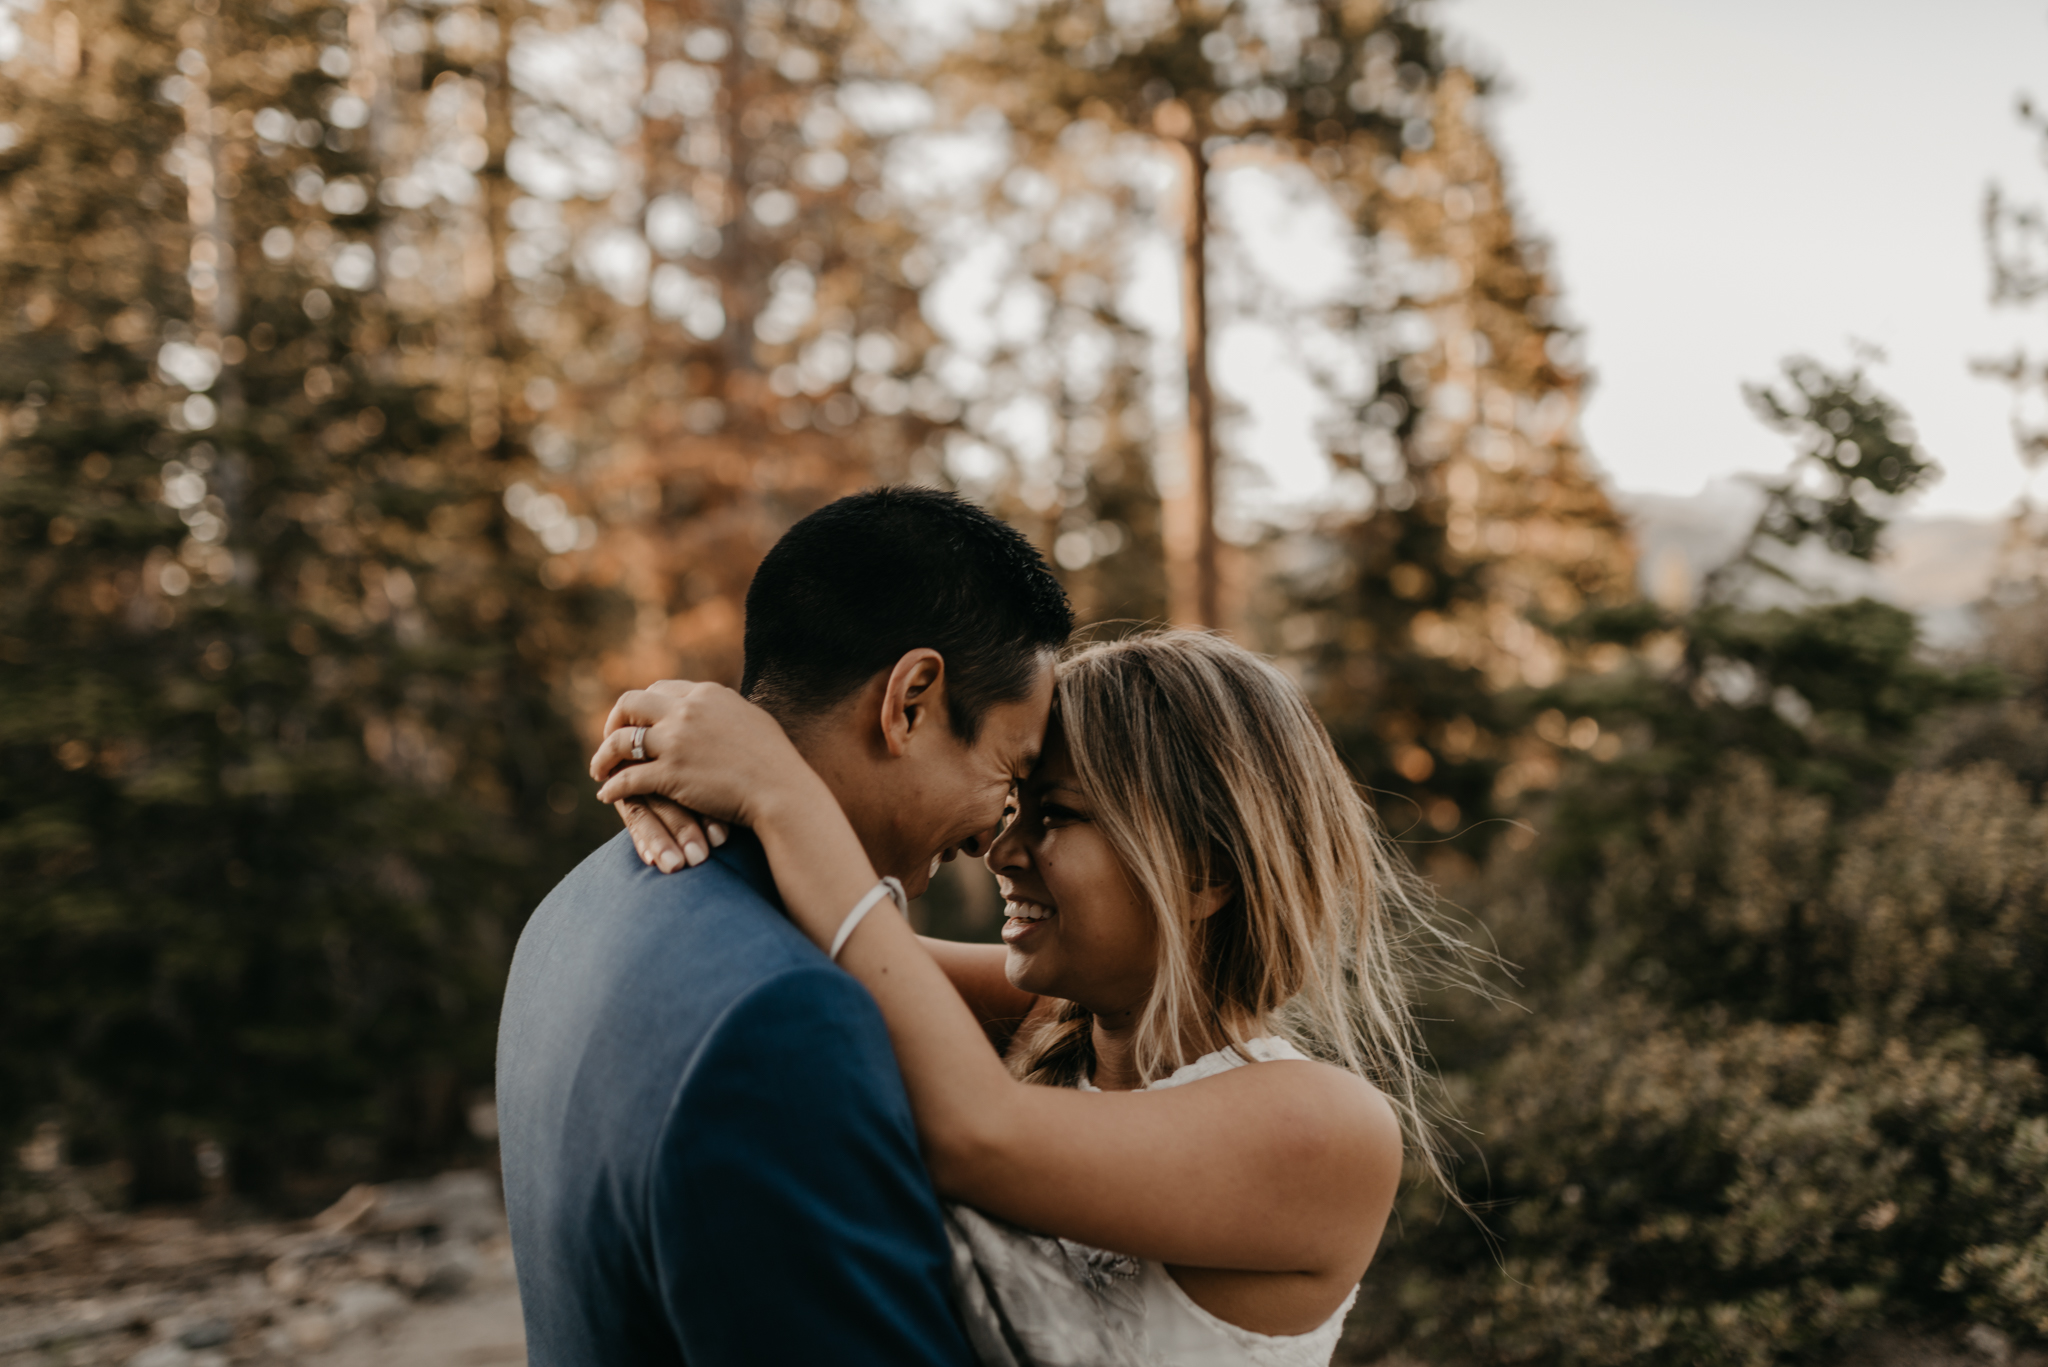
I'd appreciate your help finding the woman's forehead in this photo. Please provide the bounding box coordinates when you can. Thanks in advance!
[1022,721,1075,786]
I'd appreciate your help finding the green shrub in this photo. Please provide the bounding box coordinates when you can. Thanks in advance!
[1359,761,2048,1364]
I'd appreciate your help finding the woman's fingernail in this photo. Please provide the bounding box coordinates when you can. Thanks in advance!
[707,822,728,847]
[658,849,682,873]
[684,841,707,866]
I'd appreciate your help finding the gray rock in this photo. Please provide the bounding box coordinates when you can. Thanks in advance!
[411,1242,481,1300]
[128,1343,192,1367]
[328,1280,407,1331]
[175,1317,232,1349]
[1966,1324,2015,1366]
[310,1170,503,1242]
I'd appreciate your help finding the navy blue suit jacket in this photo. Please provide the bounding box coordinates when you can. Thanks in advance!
[497,830,974,1366]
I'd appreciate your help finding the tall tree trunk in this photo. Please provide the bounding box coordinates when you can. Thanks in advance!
[716,0,760,409]
[1178,133,1219,629]
[471,0,516,456]
[184,17,247,546]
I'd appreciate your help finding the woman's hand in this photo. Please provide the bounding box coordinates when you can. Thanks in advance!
[590,680,821,835]
[616,795,727,873]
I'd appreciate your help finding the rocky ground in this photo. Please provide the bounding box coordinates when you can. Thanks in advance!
[7,1173,2037,1367]
[0,1173,525,1366]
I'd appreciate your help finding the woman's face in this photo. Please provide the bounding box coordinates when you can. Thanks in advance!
[987,724,1159,1025]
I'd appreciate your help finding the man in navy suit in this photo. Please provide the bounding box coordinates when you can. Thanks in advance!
[497,488,1073,1365]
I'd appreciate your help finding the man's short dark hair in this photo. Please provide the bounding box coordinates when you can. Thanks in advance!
[742,487,1074,741]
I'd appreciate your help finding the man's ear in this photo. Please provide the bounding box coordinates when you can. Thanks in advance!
[879,648,947,758]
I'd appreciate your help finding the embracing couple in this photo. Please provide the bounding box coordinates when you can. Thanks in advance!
[496,487,1461,1366]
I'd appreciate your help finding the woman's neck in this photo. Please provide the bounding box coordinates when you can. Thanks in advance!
[1088,1012,1248,1092]
[1088,1016,1147,1092]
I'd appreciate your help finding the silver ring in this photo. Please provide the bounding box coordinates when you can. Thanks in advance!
[630,725,647,762]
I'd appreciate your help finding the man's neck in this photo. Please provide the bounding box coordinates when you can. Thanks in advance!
[783,711,896,880]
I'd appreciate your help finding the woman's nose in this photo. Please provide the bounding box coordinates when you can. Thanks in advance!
[985,810,1028,874]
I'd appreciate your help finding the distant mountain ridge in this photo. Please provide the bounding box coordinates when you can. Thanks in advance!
[1617,481,2005,648]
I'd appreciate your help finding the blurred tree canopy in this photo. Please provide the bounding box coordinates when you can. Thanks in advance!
[3,0,1619,1207]
[1349,360,2046,1365]
[0,0,626,1201]
[3,0,2045,1360]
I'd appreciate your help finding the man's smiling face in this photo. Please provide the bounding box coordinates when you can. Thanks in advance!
[882,655,1055,899]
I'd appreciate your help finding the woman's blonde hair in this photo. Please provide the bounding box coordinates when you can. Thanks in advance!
[1006,630,1478,1196]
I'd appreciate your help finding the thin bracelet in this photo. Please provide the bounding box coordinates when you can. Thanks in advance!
[829,876,907,962]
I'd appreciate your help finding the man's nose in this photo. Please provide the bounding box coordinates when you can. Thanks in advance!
[957,823,999,859]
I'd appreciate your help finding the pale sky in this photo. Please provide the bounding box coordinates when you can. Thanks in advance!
[1444,0,2048,518]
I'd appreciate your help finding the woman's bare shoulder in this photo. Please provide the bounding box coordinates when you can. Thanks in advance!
[1190,1054,1404,1172]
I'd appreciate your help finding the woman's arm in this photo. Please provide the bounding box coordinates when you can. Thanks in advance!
[600,725,1034,1039]
[592,684,1401,1277]
[915,938,1038,1048]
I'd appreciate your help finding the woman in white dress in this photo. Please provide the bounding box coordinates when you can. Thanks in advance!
[591,631,1473,1367]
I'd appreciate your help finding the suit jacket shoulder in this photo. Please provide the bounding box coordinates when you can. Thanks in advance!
[496,831,972,1367]
[648,963,973,1364]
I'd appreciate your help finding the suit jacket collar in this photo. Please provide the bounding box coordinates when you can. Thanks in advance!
[709,827,780,906]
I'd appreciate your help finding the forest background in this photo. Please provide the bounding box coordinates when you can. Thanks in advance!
[3,0,2047,1362]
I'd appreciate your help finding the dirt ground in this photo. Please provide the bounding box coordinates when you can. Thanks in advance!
[293,1246,524,1367]
[0,1173,526,1367]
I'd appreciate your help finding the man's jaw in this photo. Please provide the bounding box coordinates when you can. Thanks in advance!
[895,845,959,899]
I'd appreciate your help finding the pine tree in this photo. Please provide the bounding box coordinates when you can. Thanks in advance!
[878,65,1174,628]
[473,0,959,691]
[1257,61,1635,853]
[918,2,1634,846]
[0,0,616,1198]
[1345,363,2030,1367]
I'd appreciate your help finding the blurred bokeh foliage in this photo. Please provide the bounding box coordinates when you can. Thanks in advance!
[2,0,1631,1205]
[1348,365,2048,1363]
[0,0,628,1200]
[0,0,2044,1357]
[1354,757,2048,1363]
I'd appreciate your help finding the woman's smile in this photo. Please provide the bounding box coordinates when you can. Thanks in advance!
[986,728,1162,1010]
[1000,892,1056,944]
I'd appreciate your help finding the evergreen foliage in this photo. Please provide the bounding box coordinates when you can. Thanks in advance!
[1346,362,2045,1365]
[4,3,2043,1359]
[936,1,1634,843]
[0,0,620,1202]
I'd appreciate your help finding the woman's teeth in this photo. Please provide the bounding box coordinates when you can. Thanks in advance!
[1004,900,1053,922]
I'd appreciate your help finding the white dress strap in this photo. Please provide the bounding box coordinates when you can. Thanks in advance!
[1076,1034,1311,1093]
[950,1036,1355,1367]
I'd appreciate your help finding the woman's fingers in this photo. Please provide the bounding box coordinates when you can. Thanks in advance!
[647,796,726,852]
[618,798,681,872]
[593,758,672,806]
[601,680,705,737]
[586,680,781,827]
[644,795,712,868]
[600,688,652,739]
[593,683,719,779]
[588,722,648,781]
[617,796,710,872]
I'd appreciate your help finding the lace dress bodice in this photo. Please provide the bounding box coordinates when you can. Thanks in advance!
[945,1037,1358,1367]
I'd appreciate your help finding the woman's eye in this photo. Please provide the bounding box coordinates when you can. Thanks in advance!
[1040,803,1080,826]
